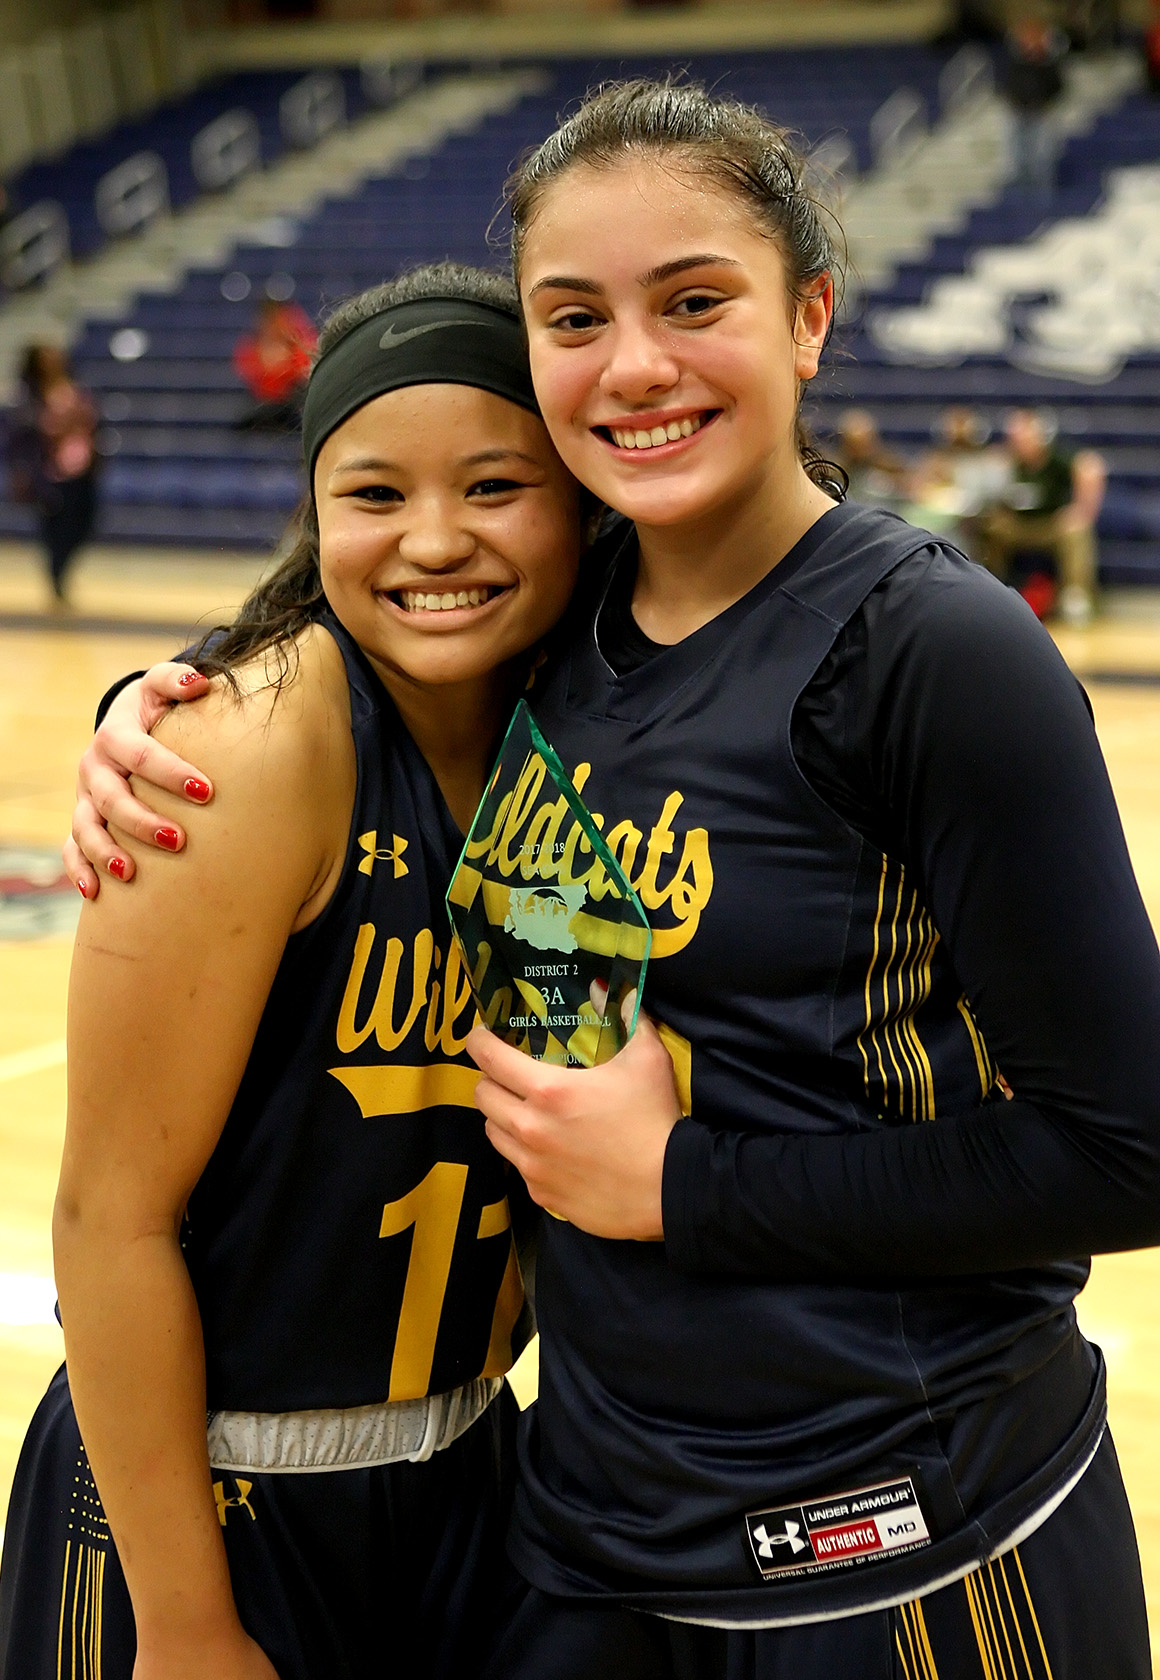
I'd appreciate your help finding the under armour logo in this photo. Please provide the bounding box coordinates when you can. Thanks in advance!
[358,830,409,878]
[752,1519,808,1558]
[213,1479,257,1526]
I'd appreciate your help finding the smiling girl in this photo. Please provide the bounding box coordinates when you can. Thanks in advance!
[461,81,1160,1679]
[0,264,579,1680]
[62,81,1160,1680]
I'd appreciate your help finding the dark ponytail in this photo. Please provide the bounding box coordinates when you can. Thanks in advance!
[506,79,847,500]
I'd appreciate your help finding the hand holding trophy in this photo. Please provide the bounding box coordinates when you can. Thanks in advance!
[447,701,651,1068]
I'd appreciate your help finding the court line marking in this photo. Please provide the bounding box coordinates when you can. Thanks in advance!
[0,612,202,638]
[0,1039,67,1082]
[1081,670,1160,687]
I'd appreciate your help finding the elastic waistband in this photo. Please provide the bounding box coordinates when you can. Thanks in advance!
[206,1376,502,1474]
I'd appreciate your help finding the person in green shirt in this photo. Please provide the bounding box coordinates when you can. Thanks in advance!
[979,408,1105,624]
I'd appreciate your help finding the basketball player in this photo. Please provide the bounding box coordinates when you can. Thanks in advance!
[0,265,581,1680]
[64,83,1160,1679]
[464,80,1160,1678]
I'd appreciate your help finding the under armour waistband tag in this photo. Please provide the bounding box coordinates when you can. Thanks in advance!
[746,1476,931,1582]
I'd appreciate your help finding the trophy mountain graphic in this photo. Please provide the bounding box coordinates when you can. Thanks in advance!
[502,884,588,953]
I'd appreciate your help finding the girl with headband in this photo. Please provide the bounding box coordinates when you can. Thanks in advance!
[0,263,581,1680]
[66,80,1160,1680]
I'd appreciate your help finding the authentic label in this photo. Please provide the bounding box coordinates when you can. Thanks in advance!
[745,1477,930,1581]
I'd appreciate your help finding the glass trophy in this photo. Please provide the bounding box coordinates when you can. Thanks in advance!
[446,700,651,1067]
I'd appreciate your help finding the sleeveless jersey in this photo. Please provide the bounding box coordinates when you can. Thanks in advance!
[509,501,1103,1623]
[182,613,530,1412]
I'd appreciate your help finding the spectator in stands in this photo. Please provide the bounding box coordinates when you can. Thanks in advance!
[232,296,317,431]
[906,407,1009,556]
[1146,0,1160,92]
[978,408,1105,624]
[8,344,99,606]
[1003,16,1068,201]
[832,408,907,509]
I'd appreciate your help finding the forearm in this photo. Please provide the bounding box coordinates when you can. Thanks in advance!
[1068,453,1105,527]
[663,1092,1160,1280]
[54,1212,240,1653]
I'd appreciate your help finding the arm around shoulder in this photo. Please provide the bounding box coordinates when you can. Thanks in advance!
[66,662,215,897]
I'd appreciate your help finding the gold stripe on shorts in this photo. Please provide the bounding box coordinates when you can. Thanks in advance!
[56,1538,107,1680]
[961,1547,1056,1680]
[900,1546,1057,1680]
[896,1595,942,1680]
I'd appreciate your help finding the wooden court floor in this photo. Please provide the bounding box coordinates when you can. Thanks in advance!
[1,542,1159,1663]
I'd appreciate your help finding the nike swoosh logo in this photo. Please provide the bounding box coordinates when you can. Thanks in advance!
[378,319,482,349]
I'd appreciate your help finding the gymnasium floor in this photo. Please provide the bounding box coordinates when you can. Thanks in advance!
[1,540,1158,1663]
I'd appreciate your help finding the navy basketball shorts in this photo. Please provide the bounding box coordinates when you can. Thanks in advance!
[483,1431,1150,1680]
[0,1364,517,1680]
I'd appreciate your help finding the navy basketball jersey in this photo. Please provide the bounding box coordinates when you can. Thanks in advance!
[182,613,530,1412]
[508,502,1102,1623]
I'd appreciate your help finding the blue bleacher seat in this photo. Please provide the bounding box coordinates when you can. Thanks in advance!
[814,77,1160,583]
[5,67,375,263]
[2,49,1155,578]
[1,49,951,549]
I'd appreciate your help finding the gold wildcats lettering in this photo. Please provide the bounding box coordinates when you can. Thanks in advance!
[336,923,476,1057]
[464,756,714,958]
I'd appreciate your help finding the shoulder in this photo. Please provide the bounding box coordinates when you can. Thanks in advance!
[152,621,353,802]
[812,516,1093,737]
[865,537,1055,656]
[127,623,355,913]
[855,540,1093,740]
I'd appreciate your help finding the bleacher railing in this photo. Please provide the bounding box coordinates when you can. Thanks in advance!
[0,201,69,292]
[870,87,928,170]
[0,58,373,295]
[191,109,261,193]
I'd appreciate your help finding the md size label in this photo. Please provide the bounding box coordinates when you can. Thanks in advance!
[745,1477,930,1580]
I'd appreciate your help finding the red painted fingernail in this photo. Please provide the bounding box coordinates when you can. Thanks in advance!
[177,670,203,688]
[155,826,181,851]
[184,777,210,802]
[77,880,89,899]
[108,857,127,880]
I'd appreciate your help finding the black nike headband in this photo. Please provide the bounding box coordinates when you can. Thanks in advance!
[301,296,540,484]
